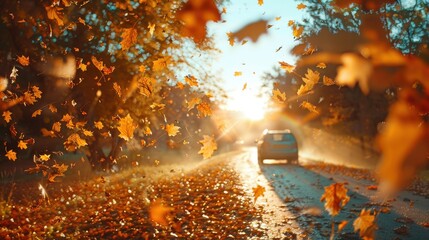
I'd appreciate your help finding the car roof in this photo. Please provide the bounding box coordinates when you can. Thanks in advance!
[263,129,292,135]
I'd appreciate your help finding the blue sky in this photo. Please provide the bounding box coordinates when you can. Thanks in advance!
[207,0,303,113]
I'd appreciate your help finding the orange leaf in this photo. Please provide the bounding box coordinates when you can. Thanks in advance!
[185,75,198,87]
[120,28,138,50]
[279,61,295,73]
[64,133,87,151]
[147,23,155,37]
[165,123,180,137]
[258,0,264,6]
[32,109,42,118]
[152,56,171,72]
[353,208,377,240]
[5,150,17,161]
[272,89,286,103]
[117,114,136,141]
[32,86,42,99]
[149,200,173,226]
[338,220,348,232]
[18,140,28,150]
[187,97,201,111]
[39,154,50,161]
[45,6,64,26]
[252,184,265,202]
[300,101,319,114]
[17,55,30,66]
[367,185,378,191]
[297,3,307,9]
[234,71,242,77]
[320,183,350,216]
[3,111,12,123]
[198,135,217,159]
[323,76,335,86]
[197,101,212,117]
[94,121,104,130]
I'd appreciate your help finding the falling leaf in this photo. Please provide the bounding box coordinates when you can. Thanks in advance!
[117,114,136,141]
[83,129,93,137]
[48,104,57,113]
[272,89,286,103]
[152,56,171,71]
[18,140,28,150]
[32,86,42,99]
[292,25,304,38]
[64,133,87,151]
[113,82,122,97]
[10,66,18,79]
[52,122,61,132]
[78,62,87,72]
[165,123,180,137]
[45,6,64,26]
[231,20,269,43]
[336,53,372,94]
[353,208,377,240]
[138,76,156,96]
[297,3,307,9]
[323,76,335,86]
[23,91,36,105]
[17,55,30,66]
[197,101,212,117]
[176,0,221,42]
[300,101,319,114]
[148,23,155,37]
[61,114,73,122]
[258,0,264,5]
[242,83,247,91]
[91,56,105,71]
[5,150,17,161]
[32,109,42,118]
[227,32,235,46]
[288,20,295,26]
[317,62,326,69]
[338,220,348,232]
[3,111,12,123]
[120,28,138,50]
[187,97,201,111]
[185,75,198,87]
[275,16,281,21]
[252,184,265,202]
[149,200,174,226]
[279,61,295,73]
[39,154,51,161]
[198,135,217,159]
[320,183,350,216]
[234,71,242,77]
[94,121,104,130]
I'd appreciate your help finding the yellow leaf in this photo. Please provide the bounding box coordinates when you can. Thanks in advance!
[61,114,73,122]
[185,75,198,87]
[252,184,265,202]
[138,76,156,97]
[353,209,377,240]
[293,25,304,38]
[149,200,173,226]
[279,61,295,73]
[144,126,152,136]
[303,69,320,85]
[165,123,180,137]
[94,121,104,130]
[17,55,30,66]
[120,28,138,50]
[297,3,307,9]
[197,101,212,117]
[18,140,28,150]
[64,133,87,151]
[52,122,61,132]
[198,135,217,159]
[139,65,146,73]
[234,71,242,77]
[2,111,12,123]
[91,56,105,71]
[32,86,42,99]
[288,20,295,26]
[148,23,155,37]
[79,62,88,71]
[317,62,326,69]
[258,0,264,6]
[117,114,136,141]
[242,83,247,91]
[5,150,17,161]
[83,129,93,137]
[320,183,350,216]
[39,154,50,161]
[187,97,201,111]
[275,16,281,21]
[323,76,335,86]
[152,56,171,71]
[300,101,319,114]
[272,89,286,103]
[227,32,235,46]
[45,6,64,26]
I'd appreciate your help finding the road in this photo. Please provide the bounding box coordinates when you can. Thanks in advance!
[229,147,429,239]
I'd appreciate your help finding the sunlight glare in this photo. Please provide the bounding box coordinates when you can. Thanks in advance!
[225,90,267,121]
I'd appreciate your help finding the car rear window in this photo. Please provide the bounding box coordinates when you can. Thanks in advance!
[266,133,295,142]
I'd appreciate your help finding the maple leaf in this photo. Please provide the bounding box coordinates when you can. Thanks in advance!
[48,104,57,113]
[94,121,104,130]
[353,208,377,240]
[198,135,217,159]
[138,76,156,96]
[148,23,155,37]
[297,3,307,9]
[317,62,326,69]
[120,28,138,50]
[258,0,264,5]
[52,122,61,132]
[23,91,36,105]
[185,75,198,87]
[272,89,286,103]
[149,200,174,226]
[45,6,64,26]
[83,129,93,137]
[176,0,221,42]
[187,97,202,111]
[293,25,304,38]
[3,111,12,123]
[39,154,50,161]
[320,183,350,216]
[300,101,319,114]
[78,62,88,72]
[5,150,17,161]
[303,69,320,85]
[32,86,42,99]
[18,140,28,150]
[197,101,212,117]
[323,76,335,86]
[17,55,30,66]
[252,184,265,202]
[152,57,171,71]
[165,123,180,137]
[117,114,136,141]
[234,71,242,77]
[61,114,73,122]
[32,109,42,118]
[64,133,88,151]
[279,61,295,73]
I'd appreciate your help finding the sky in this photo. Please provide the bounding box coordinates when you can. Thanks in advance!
[207,0,303,114]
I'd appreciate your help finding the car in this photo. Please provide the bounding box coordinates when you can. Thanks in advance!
[257,129,299,164]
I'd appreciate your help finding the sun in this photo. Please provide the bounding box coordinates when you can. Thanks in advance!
[225,91,267,121]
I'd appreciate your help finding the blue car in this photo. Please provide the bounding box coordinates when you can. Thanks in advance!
[257,129,299,164]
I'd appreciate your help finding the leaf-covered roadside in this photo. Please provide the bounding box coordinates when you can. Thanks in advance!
[0,161,264,239]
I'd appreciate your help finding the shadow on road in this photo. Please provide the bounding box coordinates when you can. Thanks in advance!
[259,163,429,239]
